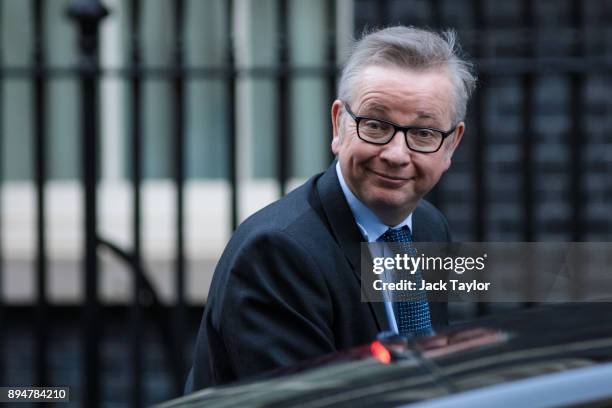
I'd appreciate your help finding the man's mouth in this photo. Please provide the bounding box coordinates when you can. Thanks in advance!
[368,169,414,182]
[367,169,416,189]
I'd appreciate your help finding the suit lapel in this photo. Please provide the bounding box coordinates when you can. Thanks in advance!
[315,163,389,332]
[316,164,362,274]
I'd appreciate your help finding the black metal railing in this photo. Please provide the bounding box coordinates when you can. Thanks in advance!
[1,0,611,407]
[32,0,49,389]
[128,0,144,405]
[66,1,108,406]
[0,0,4,390]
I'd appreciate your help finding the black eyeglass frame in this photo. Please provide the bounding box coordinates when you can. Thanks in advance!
[343,103,458,154]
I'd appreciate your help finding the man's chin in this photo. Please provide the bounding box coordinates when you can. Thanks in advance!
[365,193,420,221]
[375,188,420,205]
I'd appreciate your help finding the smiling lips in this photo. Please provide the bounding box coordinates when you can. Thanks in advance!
[368,169,414,185]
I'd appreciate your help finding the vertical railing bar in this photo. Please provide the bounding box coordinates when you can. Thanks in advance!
[521,0,536,309]
[604,4,611,236]
[472,0,488,317]
[377,0,389,27]
[569,0,584,241]
[326,0,337,164]
[0,0,4,388]
[472,0,486,241]
[226,0,238,230]
[521,0,535,242]
[430,0,442,29]
[66,2,108,407]
[32,0,49,388]
[277,0,289,197]
[427,0,443,210]
[172,0,186,395]
[129,0,143,406]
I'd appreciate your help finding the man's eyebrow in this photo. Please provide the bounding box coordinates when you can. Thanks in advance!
[415,112,436,120]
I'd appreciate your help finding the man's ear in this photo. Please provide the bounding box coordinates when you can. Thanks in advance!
[331,100,344,155]
[444,121,465,163]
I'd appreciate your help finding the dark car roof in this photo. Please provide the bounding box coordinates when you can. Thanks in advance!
[158,303,612,408]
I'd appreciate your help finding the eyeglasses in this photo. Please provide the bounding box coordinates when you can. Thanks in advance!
[344,103,457,153]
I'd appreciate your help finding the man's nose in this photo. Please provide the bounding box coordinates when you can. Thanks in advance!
[379,130,411,165]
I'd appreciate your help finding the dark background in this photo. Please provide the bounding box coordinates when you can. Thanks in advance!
[1,0,611,407]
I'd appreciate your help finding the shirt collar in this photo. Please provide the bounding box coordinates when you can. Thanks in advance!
[335,161,413,242]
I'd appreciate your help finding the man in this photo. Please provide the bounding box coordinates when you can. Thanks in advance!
[186,26,476,391]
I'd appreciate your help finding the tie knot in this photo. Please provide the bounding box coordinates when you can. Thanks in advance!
[379,225,413,243]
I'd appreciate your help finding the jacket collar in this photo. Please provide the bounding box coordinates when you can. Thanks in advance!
[316,162,363,271]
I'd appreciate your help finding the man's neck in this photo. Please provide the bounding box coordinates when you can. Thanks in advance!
[373,204,417,227]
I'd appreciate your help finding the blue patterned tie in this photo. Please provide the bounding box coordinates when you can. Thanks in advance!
[379,226,433,337]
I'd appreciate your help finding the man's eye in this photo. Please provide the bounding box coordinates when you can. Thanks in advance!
[413,129,436,138]
[363,120,389,131]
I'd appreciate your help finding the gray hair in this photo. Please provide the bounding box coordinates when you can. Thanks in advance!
[338,26,477,124]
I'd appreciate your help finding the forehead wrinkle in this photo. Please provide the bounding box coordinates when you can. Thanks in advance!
[359,88,443,115]
[361,98,446,126]
[356,94,392,112]
[360,102,389,115]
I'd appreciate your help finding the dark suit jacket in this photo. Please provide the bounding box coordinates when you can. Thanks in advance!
[186,163,452,392]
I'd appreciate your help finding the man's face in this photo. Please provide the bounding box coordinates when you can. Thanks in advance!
[331,65,464,225]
